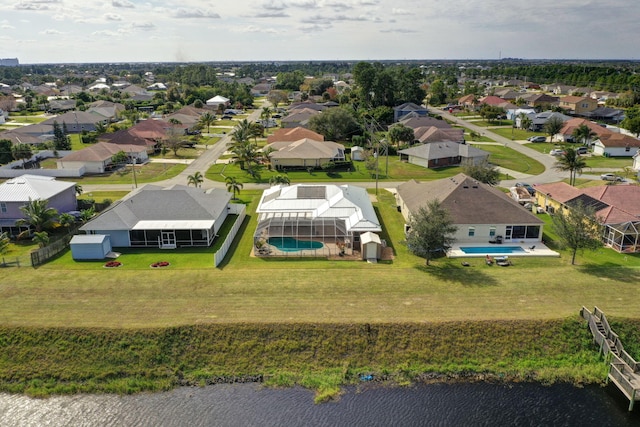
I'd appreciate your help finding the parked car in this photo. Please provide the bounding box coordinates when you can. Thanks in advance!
[601,173,623,182]
[515,182,536,196]
[527,136,546,143]
[550,149,565,156]
[576,147,588,155]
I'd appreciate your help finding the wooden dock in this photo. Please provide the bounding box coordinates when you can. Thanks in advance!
[581,306,640,411]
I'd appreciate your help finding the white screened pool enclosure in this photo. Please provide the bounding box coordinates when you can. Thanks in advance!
[254,184,382,257]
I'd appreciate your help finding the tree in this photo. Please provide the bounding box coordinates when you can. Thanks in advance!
[74,184,83,196]
[260,106,273,132]
[0,232,9,255]
[544,116,564,143]
[0,139,13,164]
[16,198,59,233]
[198,112,216,133]
[554,147,587,186]
[225,176,243,200]
[572,124,596,146]
[52,120,71,150]
[57,212,76,234]
[387,124,415,149]
[11,143,32,168]
[461,160,500,186]
[266,90,288,107]
[162,126,185,157]
[405,200,458,266]
[621,106,640,137]
[308,107,361,141]
[551,201,603,265]
[269,174,290,186]
[187,171,204,188]
[111,150,128,167]
[32,231,50,248]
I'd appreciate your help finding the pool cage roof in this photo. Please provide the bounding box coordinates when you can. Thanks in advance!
[604,221,640,253]
[254,213,349,239]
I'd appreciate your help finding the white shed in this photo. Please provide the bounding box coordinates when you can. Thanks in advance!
[361,231,382,261]
[70,234,112,260]
[351,146,365,161]
[206,95,230,108]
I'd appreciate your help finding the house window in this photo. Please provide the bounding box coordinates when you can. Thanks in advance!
[0,202,6,213]
[468,227,475,237]
[489,227,496,237]
[625,146,631,152]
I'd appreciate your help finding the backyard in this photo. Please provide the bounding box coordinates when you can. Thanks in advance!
[2,189,639,329]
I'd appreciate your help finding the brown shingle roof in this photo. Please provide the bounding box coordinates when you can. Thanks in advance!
[267,127,324,144]
[397,173,543,225]
[596,133,640,148]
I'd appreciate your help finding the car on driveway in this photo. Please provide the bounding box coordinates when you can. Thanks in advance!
[576,147,588,155]
[527,136,547,143]
[601,173,623,182]
[515,182,536,196]
[550,149,565,156]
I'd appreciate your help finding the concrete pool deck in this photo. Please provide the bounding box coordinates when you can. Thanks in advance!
[448,243,560,258]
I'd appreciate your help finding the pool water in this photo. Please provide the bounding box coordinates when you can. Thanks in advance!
[268,237,324,252]
[460,246,526,254]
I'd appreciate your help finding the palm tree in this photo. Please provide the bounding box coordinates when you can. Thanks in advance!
[572,124,596,146]
[187,171,204,188]
[11,143,33,169]
[249,121,264,140]
[74,184,83,196]
[57,213,76,235]
[32,231,50,248]
[269,174,290,186]
[555,147,587,186]
[198,112,216,134]
[16,198,59,233]
[225,176,243,200]
[260,106,273,131]
[544,116,564,143]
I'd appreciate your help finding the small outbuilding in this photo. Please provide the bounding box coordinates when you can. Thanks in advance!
[70,234,112,260]
[361,231,382,261]
[351,146,365,161]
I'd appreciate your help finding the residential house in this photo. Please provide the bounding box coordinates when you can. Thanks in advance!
[593,134,640,157]
[280,108,320,128]
[519,93,559,108]
[86,100,125,122]
[534,182,640,253]
[396,174,543,244]
[287,101,327,113]
[40,111,109,133]
[267,127,324,144]
[80,185,232,249]
[581,107,625,123]
[556,118,613,143]
[398,142,489,169]
[57,141,148,174]
[47,99,76,114]
[397,114,452,130]
[413,127,465,144]
[265,138,345,170]
[518,111,570,132]
[458,94,477,109]
[492,88,521,101]
[393,102,428,122]
[478,96,507,106]
[254,184,381,255]
[0,174,77,236]
[206,95,230,109]
[558,96,598,115]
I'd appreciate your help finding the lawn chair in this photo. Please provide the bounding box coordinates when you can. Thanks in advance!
[528,245,535,251]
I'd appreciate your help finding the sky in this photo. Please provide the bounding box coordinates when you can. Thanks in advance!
[1,0,639,64]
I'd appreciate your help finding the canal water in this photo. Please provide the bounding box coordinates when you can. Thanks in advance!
[1,382,638,426]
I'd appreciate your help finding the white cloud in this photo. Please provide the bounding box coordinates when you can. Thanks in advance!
[173,8,221,19]
[112,0,135,8]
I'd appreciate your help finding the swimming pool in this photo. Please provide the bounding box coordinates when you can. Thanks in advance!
[268,237,324,252]
[460,246,526,254]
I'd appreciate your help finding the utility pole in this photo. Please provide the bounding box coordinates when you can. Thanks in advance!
[131,151,138,189]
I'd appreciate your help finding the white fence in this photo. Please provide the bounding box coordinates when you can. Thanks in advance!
[0,150,85,178]
[213,204,246,267]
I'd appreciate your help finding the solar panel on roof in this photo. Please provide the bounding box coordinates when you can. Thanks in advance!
[566,194,609,212]
[297,186,326,199]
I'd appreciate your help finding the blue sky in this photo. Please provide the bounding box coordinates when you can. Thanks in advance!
[1,0,638,64]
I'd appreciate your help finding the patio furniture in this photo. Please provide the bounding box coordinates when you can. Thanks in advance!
[528,245,535,251]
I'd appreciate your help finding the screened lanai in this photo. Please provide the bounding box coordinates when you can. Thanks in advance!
[253,184,382,257]
[603,221,640,253]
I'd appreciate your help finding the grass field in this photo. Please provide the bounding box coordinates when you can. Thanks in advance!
[469,143,546,175]
[60,163,187,185]
[3,190,640,328]
[2,190,640,399]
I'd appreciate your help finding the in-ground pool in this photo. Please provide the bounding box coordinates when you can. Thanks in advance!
[268,237,324,252]
[460,246,526,255]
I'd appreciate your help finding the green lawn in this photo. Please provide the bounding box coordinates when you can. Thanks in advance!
[62,163,187,185]
[490,128,542,141]
[6,114,48,124]
[206,158,462,184]
[78,191,129,203]
[470,143,546,175]
[3,189,640,329]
